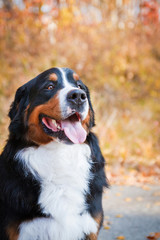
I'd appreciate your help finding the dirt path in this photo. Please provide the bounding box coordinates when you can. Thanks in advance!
[99,185,160,240]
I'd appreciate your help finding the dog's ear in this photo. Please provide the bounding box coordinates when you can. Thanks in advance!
[9,86,27,121]
[8,85,29,139]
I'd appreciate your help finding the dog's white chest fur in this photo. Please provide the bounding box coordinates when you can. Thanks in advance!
[17,142,97,240]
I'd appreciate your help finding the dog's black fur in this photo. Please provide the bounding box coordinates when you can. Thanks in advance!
[0,67,108,240]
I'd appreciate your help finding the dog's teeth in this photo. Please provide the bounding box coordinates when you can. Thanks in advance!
[52,120,56,125]
[52,119,61,130]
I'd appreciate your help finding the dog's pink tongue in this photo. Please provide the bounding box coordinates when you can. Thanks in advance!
[61,119,87,144]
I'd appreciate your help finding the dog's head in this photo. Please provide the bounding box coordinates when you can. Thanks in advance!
[9,68,95,145]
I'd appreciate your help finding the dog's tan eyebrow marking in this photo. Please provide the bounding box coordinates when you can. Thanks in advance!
[49,73,58,81]
[73,73,79,81]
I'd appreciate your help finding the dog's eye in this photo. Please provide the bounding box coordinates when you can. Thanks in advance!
[47,85,54,90]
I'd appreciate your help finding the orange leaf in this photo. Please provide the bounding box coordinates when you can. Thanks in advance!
[142,186,151,191]
[116,214,123,218]
[116,236,125,240]
[104,226,110,230]
[125,197,132,202]
[147,232,160,239]
[116,192,122,196]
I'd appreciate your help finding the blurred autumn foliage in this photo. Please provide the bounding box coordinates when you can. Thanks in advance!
[0,0,160,184]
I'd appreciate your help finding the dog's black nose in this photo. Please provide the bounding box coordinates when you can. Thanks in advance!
[67,89,87,105]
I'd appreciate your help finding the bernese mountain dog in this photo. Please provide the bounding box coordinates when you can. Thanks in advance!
[0,67,108,240]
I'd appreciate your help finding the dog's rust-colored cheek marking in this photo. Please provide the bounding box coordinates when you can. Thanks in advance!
[27,93,61,145]
[87,213,103,240]
[7,224,19,240]
[49,73,58,81]
[27,123,53,145]
[73,73,80,81]
[27,105,51,145]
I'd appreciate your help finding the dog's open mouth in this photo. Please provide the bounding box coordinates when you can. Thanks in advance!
[41,113,87,144]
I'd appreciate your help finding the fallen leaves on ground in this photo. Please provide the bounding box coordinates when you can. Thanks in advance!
[153,192,160,196]
[104,226,110,230]
[107,166,160,186]
[154,202,160,206]
[125,197,132,202]
[142,186,151,191]
[116,192,122,196]
[136,197,143,201]
[146,232,160,239]
[116,214,123,218]
[116,236,125,240]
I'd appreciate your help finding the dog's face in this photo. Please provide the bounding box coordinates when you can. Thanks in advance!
[9,68,94,145]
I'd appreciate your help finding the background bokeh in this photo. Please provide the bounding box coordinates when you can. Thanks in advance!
[0,0,160,185]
